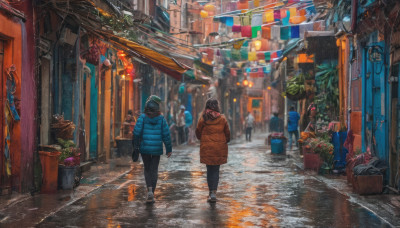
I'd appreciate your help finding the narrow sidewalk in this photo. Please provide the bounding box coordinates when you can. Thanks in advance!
[0,157,132,227]
[292,150,400,227]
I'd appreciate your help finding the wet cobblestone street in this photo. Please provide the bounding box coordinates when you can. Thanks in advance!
[29,135,393,227]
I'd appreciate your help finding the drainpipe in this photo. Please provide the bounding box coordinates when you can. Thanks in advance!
[347,36,353,131]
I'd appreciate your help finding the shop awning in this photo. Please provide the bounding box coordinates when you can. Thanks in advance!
[0,0,25,20]
[40,0,190,81]
[96,31,190,80]
[281,38,302,58]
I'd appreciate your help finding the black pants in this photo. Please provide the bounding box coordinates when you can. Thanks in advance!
[206,165,220,191]
[177,126,185,144]
[245,127,253,141]
[141,154,160,192]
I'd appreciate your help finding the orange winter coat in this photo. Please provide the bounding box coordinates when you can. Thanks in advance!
[196,115,231,165]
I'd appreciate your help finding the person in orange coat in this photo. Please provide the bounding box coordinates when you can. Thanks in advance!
[196,99,231,203]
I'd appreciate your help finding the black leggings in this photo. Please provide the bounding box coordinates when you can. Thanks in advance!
[141,154,161,192]
[206,165,220,191]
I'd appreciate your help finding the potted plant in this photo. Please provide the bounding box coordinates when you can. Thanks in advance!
[57,139,81,190]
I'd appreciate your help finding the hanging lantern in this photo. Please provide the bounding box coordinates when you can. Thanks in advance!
[243,79,249,87]
[204,4,215,12]
[200,10,208,18]
[254,40,262,51]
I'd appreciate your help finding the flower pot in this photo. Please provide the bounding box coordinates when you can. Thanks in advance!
[303,148,322,171]
[353,175,383,195]
[58,166,77,190]
[39,151,61,193]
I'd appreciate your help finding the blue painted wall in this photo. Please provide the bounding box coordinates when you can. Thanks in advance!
[87,63,98,159]
[361,34,390,180]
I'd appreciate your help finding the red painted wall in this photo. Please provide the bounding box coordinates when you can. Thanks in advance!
[12,0,37,192]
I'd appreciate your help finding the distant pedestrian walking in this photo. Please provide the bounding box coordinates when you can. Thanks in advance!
[133,95,172,203]
[288,106,300,150]
[196,99,230,203]
[176,105,186,145]
[245,112,255,142]
[269,112,284,133]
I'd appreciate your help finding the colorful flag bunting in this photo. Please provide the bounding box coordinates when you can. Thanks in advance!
[241,16,250,26]
[265,52,271,61]
[264,10,274,23]
[274,9,281,21]
[281,10,290,26]
[237,1,249,10]
[232,25,241,32]
[233,16,240,25]
[251,14,263,27]
[248,51,257,61]
[233,40,245,49]
[300,22,314,38]
[291,25,300,38]
[271,26,280,40]
[231,49,241,60]
[226,17,234,26]
[240,48,248,60]
[252,26,261,38]
[280,26,290,40]
[262,26,271,39]
[241,25,252,38]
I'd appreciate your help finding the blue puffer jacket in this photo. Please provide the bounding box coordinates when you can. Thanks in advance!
[133,114,172,155]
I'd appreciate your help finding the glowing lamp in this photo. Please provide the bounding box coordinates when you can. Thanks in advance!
[121,74,126,79]
[117,51,126,57]
[254,40,262,51]
[267,86,271,90]
[236,82,241,86]
[243,79,249,87]
[249,82,254,88]
[233,98,237,102]
[200,10,208,18]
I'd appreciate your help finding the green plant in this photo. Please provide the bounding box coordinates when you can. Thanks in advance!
[57,138,77,162]
[57,138,76,149]
[305,137,334,167]
[315,62,339,121]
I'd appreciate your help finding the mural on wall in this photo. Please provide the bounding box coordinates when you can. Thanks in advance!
[4,64,21,176]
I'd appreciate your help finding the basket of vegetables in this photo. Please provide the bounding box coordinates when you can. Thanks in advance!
[285,74,306,101]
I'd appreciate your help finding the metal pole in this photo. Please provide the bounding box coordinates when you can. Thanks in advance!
[164,74,168,114]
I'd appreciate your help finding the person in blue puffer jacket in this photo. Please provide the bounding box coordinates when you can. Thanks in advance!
[133,95,172,203]
[288,106,300,150]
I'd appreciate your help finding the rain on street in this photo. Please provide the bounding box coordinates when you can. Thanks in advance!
[35,135,390,228]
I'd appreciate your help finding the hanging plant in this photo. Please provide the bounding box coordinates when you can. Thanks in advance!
[314,62,339,121]
[285,73,306,101]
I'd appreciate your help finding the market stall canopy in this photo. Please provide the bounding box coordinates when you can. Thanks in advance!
[39,0,190,81]
[281,38,303,59]
[98,31,190,80]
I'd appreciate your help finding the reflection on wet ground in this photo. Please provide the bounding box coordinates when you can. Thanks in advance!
[28,137,395,227]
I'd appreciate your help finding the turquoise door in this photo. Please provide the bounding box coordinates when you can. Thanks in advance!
[362,41,389,163]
